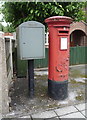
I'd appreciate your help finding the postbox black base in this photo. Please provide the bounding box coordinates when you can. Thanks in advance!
[48,79,68,100]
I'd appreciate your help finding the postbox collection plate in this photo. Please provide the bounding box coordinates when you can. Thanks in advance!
[60,37,68,50]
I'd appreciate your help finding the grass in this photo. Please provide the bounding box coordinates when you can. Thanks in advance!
[75,91,85,101]
[69,70,83,78]
[35,75,48,80]
[70,79,85,85]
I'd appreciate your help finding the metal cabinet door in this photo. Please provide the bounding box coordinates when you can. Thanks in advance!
[21,27,44,59]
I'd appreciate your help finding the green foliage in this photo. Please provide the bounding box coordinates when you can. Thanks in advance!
[0,23,15,33]
[3,24,15,33]
[1,2,86,31]
[64,2,86,21]
[0,23,4,31]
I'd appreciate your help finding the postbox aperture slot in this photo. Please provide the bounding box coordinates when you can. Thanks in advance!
[59,31,68,34]
[60,37,68,50]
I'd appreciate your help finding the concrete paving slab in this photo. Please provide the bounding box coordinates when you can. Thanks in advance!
[59,111,85,118]
[81,110,87,118]
[3,111,22,118]
[32,118,45,120]
[75,103,85,111]
[44,117,59,120]
[31,110,57,118]
[60,118,85,120]
[2,117,26,119]
[55,106,78,116]
[33,117,59,120]
[20,115,31,118]
[0,114,2,120]
[85,103,87,110]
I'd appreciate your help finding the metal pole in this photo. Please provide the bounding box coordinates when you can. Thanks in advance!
[28,59,34,98]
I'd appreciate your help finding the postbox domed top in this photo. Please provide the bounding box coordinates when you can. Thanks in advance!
[45,16,73,24]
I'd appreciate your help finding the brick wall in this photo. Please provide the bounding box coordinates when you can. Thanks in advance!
[70,21,87,46]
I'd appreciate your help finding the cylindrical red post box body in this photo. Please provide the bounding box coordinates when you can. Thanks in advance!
[45,16,73,100]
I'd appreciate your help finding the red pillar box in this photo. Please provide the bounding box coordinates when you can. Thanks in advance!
[45,16,73,100]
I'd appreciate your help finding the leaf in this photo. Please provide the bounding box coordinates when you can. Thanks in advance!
[1,2,86,32]
[30,9,33,14]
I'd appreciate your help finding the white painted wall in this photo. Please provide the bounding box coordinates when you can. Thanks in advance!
[0,37,9,115]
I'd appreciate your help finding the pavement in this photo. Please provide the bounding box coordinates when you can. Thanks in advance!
[2,102,87,119]
[2,64,87,119]
[21,103,87,119]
